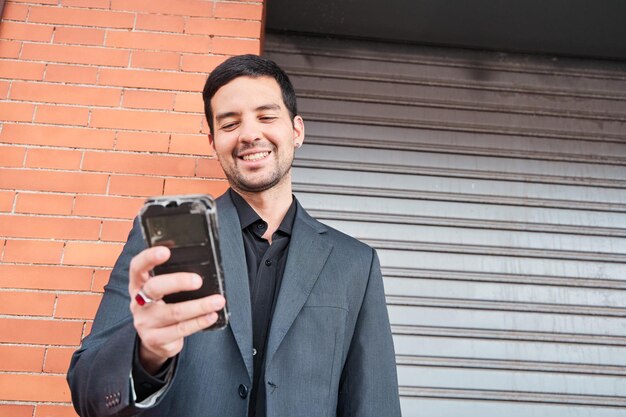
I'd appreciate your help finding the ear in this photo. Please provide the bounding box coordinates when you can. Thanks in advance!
[292,115,305,148]
[208,132,216,152]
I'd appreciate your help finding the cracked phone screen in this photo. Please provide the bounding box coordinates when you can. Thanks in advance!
[145,213,208,248]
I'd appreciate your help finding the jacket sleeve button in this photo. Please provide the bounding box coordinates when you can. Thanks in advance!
[238,384,248,399]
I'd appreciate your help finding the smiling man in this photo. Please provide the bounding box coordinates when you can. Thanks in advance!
[67,55,401,417]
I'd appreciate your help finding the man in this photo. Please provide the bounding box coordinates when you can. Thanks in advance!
[67,55,401,417]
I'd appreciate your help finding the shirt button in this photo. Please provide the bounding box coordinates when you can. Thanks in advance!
[252,348,257,356]
[265,259,272,266]
[238,384,249,399]
[257,223,265,229]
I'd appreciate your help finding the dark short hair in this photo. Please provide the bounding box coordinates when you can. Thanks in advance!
[202,54,298,134]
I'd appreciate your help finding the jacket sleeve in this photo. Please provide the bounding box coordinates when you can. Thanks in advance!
[337,249,402,417]
[66,217,178,417]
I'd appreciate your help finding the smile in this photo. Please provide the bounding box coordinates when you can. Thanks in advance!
[241,151,270,161]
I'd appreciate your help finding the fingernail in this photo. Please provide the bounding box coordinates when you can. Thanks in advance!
[193,274,202,286]
[155,247,169,259]
[212,297,224,309]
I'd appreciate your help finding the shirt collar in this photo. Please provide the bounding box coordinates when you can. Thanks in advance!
[229,188,297,236]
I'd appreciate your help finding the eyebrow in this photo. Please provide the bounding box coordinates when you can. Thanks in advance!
[215,104,282,122]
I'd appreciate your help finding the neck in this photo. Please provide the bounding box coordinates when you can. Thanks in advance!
[231,180,293,242]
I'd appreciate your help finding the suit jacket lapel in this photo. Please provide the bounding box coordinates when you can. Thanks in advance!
[265,202,333,365]
[217,193,253,380]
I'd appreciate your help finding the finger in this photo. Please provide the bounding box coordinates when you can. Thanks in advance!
[139,272,204,302]
[137,294,225,328]
[139,311,221,355]
[128,246,170,291]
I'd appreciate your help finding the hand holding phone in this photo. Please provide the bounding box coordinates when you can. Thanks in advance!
[127,195,229,374]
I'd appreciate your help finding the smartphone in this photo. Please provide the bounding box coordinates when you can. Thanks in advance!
[138,194,228,331]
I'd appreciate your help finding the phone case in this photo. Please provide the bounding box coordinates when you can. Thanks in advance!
[138,194,229,331]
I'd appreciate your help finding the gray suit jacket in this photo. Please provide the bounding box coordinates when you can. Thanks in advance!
[67,191,401,417]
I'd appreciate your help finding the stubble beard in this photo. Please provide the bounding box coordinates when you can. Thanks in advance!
[222,151,294,194]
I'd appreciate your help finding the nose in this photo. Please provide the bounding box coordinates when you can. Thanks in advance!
[237,118,261,143]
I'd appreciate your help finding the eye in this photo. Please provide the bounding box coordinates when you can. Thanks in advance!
[259,115,277,123]
[220,122,238,131]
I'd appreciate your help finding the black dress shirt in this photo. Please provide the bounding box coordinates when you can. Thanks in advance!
[133,189,296,417]
[229,189,296,417]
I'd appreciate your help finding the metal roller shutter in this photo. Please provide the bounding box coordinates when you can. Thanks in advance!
[264,34,626,417]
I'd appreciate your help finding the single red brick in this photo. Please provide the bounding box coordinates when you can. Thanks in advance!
[15,193,74,215]
[21,43,130,67]
[44,64,98,84]
[0,168,109,194]
[0,60,46,81]
[35,404,79,417]
[2,3,29,21]
[0,101,35,122]
[0,124,116,149]
[196,158,226,179]
[212,37,259,55]
[28,5,135,29]
[25,148,83,170]
[62,242,124,267]
[185,17,261,38]
[83,151,197,176]
[110,0,213,17]
[109,175,164,197]
[115,131,170,153]
[54,26,105,46]
[105,30,211,54]
[44,347,76,373]
[214,2,263,20]
[0,404,35,417]
[55,293,102,319]
[3,239,64,264]
[181,53,227,73]
[0,374,71,402]
[174,92,203,113]
[0,318,84,345]
[9,0,56,4]
[99,220,130,242]
[169,134,213,156]
[0,214,101,240]
[163,178,228,196]
[73,195,144,219]
[135,13,185,33]
[0,81,9,99]
[130,50,181,71]
[0,191,15,212]
[0,21,54,42]
[61,0,110,8]
[0,291,56,316]
[10,81,122,106]
[0,345,45,372]
[0,40,21,59]
[123,90,175,111]
[90,108,203,134]
[0,265,92,291]
[91,268,112,292]
[99,68,205,92]
[0,146,26,168]
[34,104,90,127]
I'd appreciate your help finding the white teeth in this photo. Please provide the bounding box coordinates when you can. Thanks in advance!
[242,151,269,161]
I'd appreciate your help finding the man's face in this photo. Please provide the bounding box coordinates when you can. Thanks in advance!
[208,76,304,194]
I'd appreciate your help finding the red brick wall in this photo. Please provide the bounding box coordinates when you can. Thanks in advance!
[0,1,263,415]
